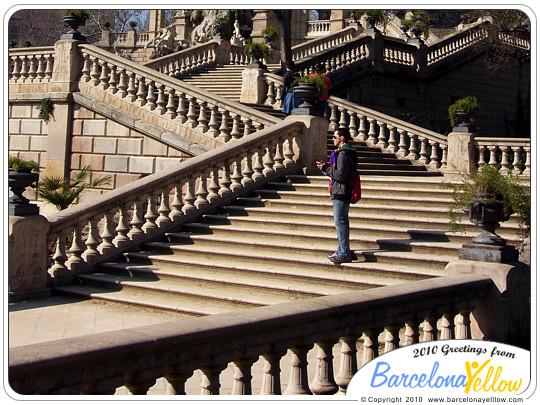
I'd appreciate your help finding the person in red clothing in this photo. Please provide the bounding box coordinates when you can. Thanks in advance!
[309,64,332,116]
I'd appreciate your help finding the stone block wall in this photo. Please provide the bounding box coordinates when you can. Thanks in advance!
[70,104,190,203]
[8,103,48,168]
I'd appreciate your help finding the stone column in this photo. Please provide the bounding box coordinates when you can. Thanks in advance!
[330,10,347,33]
[285,115,328,175]
[8,215,51,301]
[444,127,477,179]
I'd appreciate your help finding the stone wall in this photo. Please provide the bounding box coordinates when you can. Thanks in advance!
[8,102,48,169]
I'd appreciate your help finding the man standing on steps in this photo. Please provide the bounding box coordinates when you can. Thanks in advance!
[317,128,358,264]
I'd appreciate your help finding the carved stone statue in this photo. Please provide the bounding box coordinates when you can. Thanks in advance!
[230,20,245,46]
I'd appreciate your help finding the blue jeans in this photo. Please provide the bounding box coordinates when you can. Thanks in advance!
[333,198,351,258]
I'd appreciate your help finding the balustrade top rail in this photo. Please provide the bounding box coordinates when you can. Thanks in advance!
[9,274,492,395]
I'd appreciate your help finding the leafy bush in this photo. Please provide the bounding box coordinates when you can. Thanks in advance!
[448,96,479,128]
[9,156,40,172]
[243,40,271,59]
[293,74,328,96]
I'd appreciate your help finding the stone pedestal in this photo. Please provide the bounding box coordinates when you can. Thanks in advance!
[8,215,51,302]
[444,130,476,179]
[285,115,328,175]
[444,257,530,349]
[240,67,267,104]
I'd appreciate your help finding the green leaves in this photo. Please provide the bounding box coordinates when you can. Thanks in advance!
[37,166,111,211]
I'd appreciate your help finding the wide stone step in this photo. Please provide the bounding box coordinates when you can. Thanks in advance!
[125,246,441,283]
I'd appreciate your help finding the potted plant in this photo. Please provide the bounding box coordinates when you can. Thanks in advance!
[261,26,279,48]
[449,96,479,129]
[443,164,530,246]
[8,156,40,216]
[212,18,229,39]
[292,74,327,105]
[244,40,270,67]
[350,10,385,31]
[129,21,138,30]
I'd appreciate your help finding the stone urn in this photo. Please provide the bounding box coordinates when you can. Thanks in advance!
[61,14,87,41]
[293,83,318,108]
[8,168,39,216]
[467,197,512,246]
[247,47,266,68]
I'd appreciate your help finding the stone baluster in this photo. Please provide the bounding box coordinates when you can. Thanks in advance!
[408,134,419,160]
[218,162,233,198]
[422,315,438,342]
[284,343,312,395]
[361,328,381,366]
[80,53,90,82]
[164,362,196,395]
[283,137,296,169]
[252,148,265,183]
[218,109,231,142]
[403,319,421,346]
[429,140,441,169]
[207,105,219,137]
[128,199,146,241]
[186,96,197,128]
[273,141,285,172]
[440,144,448,168]
[117,69,128,98]
[511,146,523,175]
[145,80,157,111]
[66,224,85,271]
[357,114,367,141]
[98,211,117,255]
[418,137,430,165]
[175,91,188,124]
[328,105,339,131]
[310,337,339,395]
[377,121,388,148]
[477,145,487,167]
[348,112,358,138]
[241,154,255,186]
[200,357,227,395]
[397,129,408,156]
[50,230,69,279]
[242,118,253,138]
[155,84,167,115]
[384,324,401,352]
[89,56,100,86]
[124,369,161,395]
[386,125,398,152]
[156,189,172,227]
[182,179,197,214]
[106,63,118,94]
[338,108,348,129]
[440,311,457,340]
[206,168,221,203]
[82,218,101,263]
[196,100,209,132]
[230,114,242,139]
[523,146,531,176]
[266,80,276,106]
[126,72,137,102]
[195,174,210,209]
[10,56,21,82]
[142,194,159,234]
[488,145,498,167]
[499,146,511,175]
[260,346,286,395]
[135,75,147,107]
[367,118,377,144]
[114,204,131,248]
[456,308,472,340]
[230,159,244,193]
[164,87,177,119]
[97,59,109,91]
[232,351,258,395]
[35,55,46,81]
[170,185,185,221]
[335,331,358,394]
[262,145,276,177]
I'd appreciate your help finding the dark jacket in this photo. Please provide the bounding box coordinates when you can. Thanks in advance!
[281,70,299,98]
[323,144,357,201]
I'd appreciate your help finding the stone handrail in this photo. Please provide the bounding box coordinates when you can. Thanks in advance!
[78,43,280,150]
[474,136,531,176]
[8,46,56,84]
[9,274,492,395]
[327,96,448,170]
[46,120,303,284]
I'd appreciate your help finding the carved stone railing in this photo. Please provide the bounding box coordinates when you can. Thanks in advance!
[292,26,359,59]
[9,274,492,395]
[143,40,225,77]
[327,97,448,170]
[78,43,280,150]
[8,46,55,85]
[45,120,303,284]
[474,137,531,176]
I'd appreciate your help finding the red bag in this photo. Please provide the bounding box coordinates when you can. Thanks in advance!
[350,169,361,204]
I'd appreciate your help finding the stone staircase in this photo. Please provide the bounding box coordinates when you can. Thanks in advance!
[53,135,522,316]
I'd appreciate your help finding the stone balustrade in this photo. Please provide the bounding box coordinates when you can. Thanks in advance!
[294,26,358,58]
[327,97,448,170]
[78,43,280,150]
[306,20,332,37]
[8,47,55,85]
[45,120,303,284]
[474,137,531,176]
[143,40,223,77]
[9,274,492,395]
